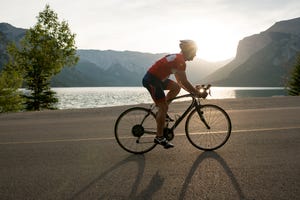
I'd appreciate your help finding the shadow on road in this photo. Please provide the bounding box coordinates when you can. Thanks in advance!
[179,151,246,200]
[70,152,245,199]
[70,154,164,200]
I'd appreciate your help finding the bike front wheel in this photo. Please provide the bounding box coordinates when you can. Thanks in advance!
[185,104,232,151]
[114,107,157,154]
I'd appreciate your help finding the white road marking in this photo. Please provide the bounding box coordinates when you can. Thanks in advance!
[227,106,300,113]
[232,126,300,133]
[0,137,113,145]
[1,126,300,145]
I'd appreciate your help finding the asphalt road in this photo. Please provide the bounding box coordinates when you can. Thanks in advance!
[0,97,300,200]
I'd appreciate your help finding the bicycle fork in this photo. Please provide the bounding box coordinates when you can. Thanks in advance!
[196,107,211,129]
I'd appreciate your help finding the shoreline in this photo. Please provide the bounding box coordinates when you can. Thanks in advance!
[20,86,288,110]
[1,96,299,119]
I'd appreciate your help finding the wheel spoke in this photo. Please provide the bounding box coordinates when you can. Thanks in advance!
[186,105,231,150]
[114,107,157,154]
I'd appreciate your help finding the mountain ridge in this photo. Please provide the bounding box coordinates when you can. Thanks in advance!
[0,22,227,86]
[201,17,300,86]
[2,17,300,87]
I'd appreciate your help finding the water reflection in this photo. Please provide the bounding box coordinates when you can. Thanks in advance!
[50,87,287,109]
[209,87,287,99]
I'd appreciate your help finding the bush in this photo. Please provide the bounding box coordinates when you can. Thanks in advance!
[0,69,24,112]
[288,53,300,96]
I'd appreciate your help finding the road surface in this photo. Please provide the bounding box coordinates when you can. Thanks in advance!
[0,97,299,199]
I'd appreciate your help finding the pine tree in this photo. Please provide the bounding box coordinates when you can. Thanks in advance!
[8,4,79,110]
[288,53,300,96]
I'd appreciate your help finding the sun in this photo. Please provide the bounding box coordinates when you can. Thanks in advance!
[177,21,240,62]
[195,36,237,62]
[139,20,241,62]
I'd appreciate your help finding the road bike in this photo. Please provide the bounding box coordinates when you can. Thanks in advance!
[114,85,232,154]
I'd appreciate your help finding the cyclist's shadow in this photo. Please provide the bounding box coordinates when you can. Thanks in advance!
[179,151,246,200]
[70,154,164,200]
[70,152,245,199]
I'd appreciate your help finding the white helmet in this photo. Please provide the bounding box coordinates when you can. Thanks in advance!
[179,40,197,53]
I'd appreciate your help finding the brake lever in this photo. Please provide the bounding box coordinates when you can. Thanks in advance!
[206,84,212,96]
[195,84,212,97]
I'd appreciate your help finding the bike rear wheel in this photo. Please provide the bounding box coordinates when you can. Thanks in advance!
[114,107,157,154]
[185,104,231,151]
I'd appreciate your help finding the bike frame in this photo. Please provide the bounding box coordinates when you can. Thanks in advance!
[161,94,201,130]
[142,93,210,136]
[115,84,231,153]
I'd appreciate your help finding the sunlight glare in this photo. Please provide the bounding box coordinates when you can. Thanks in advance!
[177,20,240,62]
[195,36,237,62]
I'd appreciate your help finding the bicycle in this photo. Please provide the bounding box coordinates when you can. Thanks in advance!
[114,85,232,154]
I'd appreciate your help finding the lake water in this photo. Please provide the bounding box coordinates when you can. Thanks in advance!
[52,87,287,109]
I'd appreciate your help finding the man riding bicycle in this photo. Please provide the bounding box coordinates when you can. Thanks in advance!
[142,40,202,149]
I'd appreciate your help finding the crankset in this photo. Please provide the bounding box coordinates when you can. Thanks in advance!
[163,128,174,141]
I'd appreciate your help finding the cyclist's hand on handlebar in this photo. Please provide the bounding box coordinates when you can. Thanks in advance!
[196,84,211,90]
[195,84,211,99]
[193,88,207,98]
[197,90,208,99]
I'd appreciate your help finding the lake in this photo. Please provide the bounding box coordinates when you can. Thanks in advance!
[52,87,287,109]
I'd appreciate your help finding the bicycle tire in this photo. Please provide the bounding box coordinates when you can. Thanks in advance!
[185,104,231,151]
[114,107,157,154]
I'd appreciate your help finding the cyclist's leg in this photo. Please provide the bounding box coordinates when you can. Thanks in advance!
[155,99,168,137]
[164,79,180,103]
[154,99,174,148]
[142,74,174,148]
[143,73,168,137]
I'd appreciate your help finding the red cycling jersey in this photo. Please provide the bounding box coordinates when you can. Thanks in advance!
[148,53,186,81]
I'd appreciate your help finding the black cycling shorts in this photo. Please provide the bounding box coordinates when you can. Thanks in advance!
[142,72,173,103]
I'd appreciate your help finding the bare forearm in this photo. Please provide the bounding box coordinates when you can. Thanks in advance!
[175,71,200,96]
[179,80,198,95]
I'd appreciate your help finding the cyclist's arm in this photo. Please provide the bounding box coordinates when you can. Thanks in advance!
[175,71,200,95]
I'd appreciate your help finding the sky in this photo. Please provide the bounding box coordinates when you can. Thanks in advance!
[1,0,300,61]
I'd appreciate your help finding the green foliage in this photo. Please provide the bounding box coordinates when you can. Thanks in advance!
[288,53,300,96]
[7,4,79,110]
[0,64,24,112]
[24,89,58,110]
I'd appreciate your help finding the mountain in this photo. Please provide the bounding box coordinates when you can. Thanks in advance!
[0,22,227,86]
[201,17,300,86]
[52,50,228,86]
[2,18,300,87]
[61,49,228,86]
[0,23,26,71]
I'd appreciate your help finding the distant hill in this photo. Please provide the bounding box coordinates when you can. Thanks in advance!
[201,17,300,86]
[0,22,227,86]
[53,49,228,86]
[2,18,300,87]
[0,23,26,71]
[51,51,167,86]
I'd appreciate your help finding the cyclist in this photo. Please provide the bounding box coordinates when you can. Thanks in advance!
[142,40,202,149]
